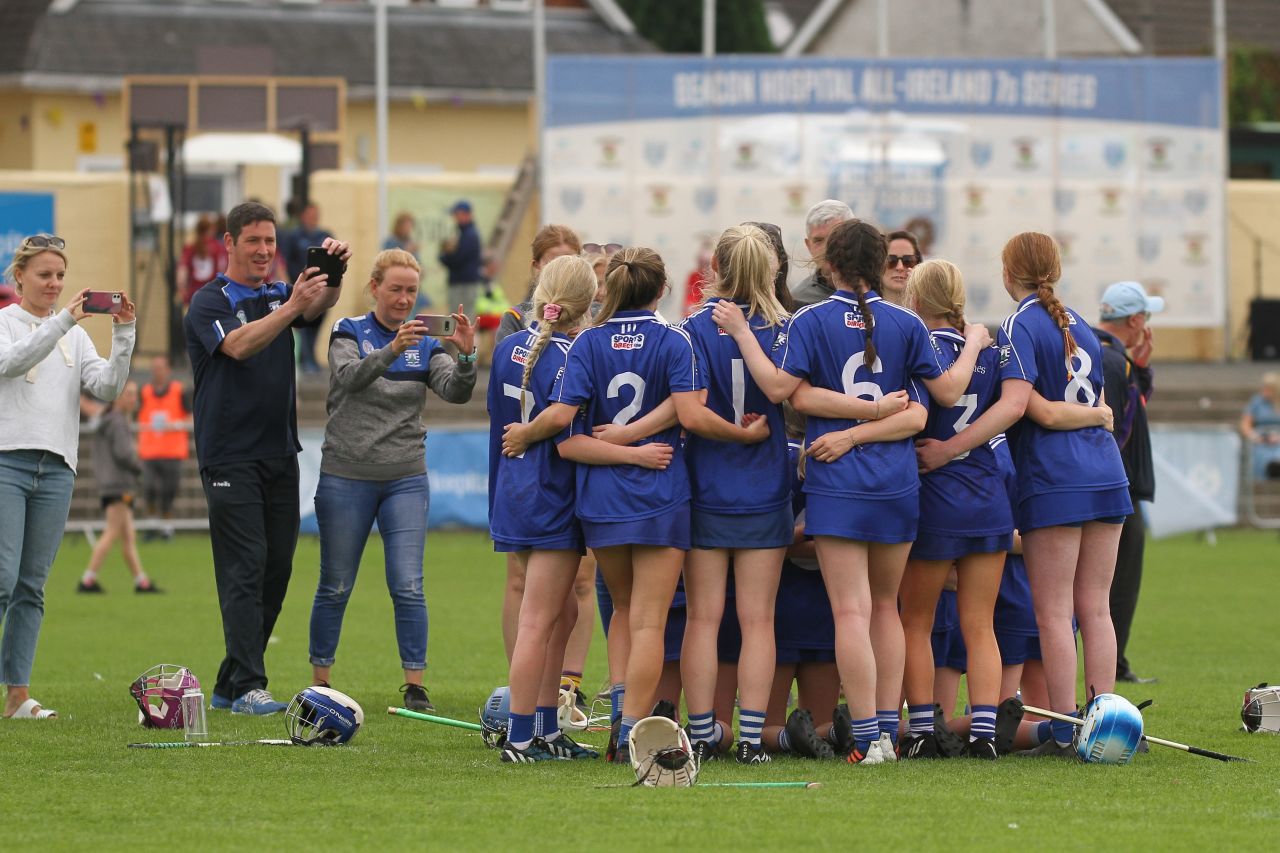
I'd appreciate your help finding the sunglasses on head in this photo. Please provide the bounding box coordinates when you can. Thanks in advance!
[583,242,623,256]
[886,254,919,269]
[23,234,66,250]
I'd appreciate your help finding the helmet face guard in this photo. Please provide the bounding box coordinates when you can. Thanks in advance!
[1077,693,1144,764]
[629,715,699,787]
[285,687,364,746]
[1242,684,1280,734]
[130,664,199,729]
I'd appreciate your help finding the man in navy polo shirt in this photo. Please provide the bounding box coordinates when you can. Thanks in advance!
[185,201,350,715]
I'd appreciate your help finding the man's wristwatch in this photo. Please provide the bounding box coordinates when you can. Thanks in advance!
[457,347,478,364]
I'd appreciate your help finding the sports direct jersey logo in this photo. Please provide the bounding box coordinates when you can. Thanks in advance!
[511,345,531,366]
[844,312,865,330]
[611,333,645,351]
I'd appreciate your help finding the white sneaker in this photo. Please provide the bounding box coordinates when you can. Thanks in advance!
[850,737,886,765]
[878,732,899,762]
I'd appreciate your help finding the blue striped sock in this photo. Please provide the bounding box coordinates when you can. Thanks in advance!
[618,715,638,750]
[610,684,625,721]
[1035,720,1053,745]
[1051,709,1079,747]
[853,716,879,754]
[688,710,716,744]
[777,728,792,752]
[908,704,934,735]
[535,705,558,741]
[739,709,766,747]
[877,709,900,744]
[970,704,997,740]
[508,711,535,750]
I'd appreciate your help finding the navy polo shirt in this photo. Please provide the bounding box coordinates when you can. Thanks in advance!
[184,274,312,469]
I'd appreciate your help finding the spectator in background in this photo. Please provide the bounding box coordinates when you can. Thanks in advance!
[1242,372,1280,480]
[790,199,853,308]
[881,230,923,306]
[281,202,333,374]
[179,215,229,307]
[0,283,18,310]
[1093,281,1162,685]
[137,354,192,542]
[77,381,161,594]
[683,240,713,315]
[383,212,420,259]
[438,200,484,316]
[1,234,135,719]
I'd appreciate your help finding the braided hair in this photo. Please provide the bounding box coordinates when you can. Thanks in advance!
[824,219,888,367]
[519,255,596,411]
[1001,232,1075,372]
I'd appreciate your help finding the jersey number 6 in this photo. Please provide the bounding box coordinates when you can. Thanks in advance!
[841,351,884,404]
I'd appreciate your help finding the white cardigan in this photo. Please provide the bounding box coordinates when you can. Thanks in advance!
[0,303,136,473]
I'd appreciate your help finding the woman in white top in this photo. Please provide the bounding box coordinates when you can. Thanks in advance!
[0,234,135,719]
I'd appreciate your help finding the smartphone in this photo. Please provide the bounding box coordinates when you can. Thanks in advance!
[413,314,457,337]
[83,291,123,314]
[305,246,345,288]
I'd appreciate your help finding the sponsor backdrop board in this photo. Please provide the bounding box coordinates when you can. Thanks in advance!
[544,57,1223,327]
[0,192,55,278]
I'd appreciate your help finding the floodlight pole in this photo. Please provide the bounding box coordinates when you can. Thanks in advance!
[1042,0,1057,59]
[703,0,715,58]
[375,0,389,242]
[1214,0,1230,360]
[876,0,889,57]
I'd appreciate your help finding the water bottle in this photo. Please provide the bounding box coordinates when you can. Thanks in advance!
[182,688,208,742]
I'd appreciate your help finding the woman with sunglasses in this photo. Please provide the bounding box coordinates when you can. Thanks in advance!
[881,231,923,306]
[0,234,135,719]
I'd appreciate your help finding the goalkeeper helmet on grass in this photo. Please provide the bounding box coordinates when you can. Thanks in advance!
[629,715,699,787]
[1241,684,1280,734]
[130,664,199,729]
[1076,693,1144,764]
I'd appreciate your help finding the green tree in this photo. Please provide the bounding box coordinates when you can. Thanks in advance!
[1229,45,1280,126]
[619,0,774,54]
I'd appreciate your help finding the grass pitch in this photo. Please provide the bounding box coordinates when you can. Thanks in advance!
[3,528,1277,850]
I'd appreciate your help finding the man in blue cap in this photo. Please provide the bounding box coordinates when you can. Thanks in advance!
[1093,280,1164,685]
[438,199,484,316]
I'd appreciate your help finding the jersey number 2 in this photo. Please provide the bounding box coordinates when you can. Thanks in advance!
[607,372,645,425]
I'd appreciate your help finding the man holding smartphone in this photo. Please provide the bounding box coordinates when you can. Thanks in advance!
[184,201,350,715]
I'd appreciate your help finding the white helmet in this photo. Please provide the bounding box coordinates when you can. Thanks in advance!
[130,664,199,729]
[556,687,589,733]
[628,715,699,787]
[1077,693,1144,764]
[1242,684,1280,734]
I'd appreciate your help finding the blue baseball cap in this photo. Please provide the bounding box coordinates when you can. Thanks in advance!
[1100,281,1165,320]
[450,200,472,214]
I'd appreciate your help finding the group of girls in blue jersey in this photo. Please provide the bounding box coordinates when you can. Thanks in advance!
[487,220,1127,767]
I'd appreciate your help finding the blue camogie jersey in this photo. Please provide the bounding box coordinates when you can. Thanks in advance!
[998,295,1128,500]
[681,299,791,514]
[775,290,944,500]
[330,311,446,378]
[917,329,1012,537]
[488,327,578,547]
[553,309,700,522]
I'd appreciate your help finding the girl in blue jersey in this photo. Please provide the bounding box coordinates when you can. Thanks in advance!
[916,231,1128,756]
[488,255,671,763]
[503,247,755,759]
[715,219,991,764]
[897,259,1010,760]
[679,225,792,765]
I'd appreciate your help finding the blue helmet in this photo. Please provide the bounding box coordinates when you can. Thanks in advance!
[479,686,510,748]
[286,687,364,746]
[1076,693,1144,764]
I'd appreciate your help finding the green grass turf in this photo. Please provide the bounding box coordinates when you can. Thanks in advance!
[3,528,1278,850]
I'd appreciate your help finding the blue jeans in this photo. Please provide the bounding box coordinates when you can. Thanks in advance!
[0,450,75,687]
[310,472,429,671]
